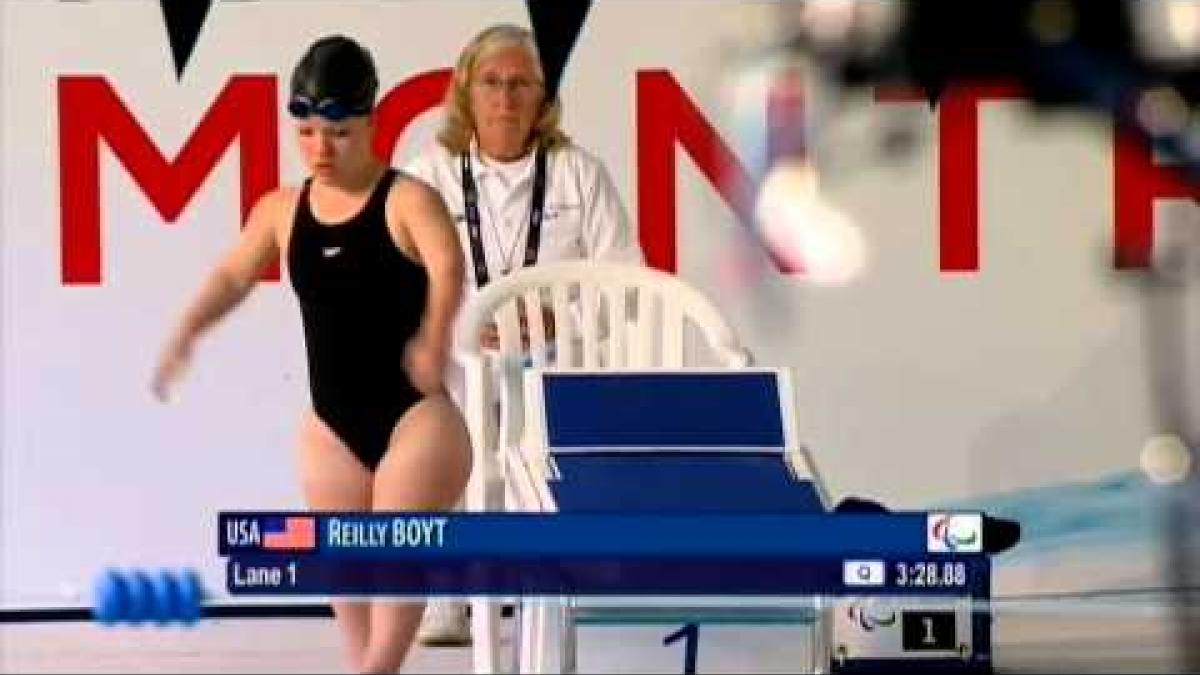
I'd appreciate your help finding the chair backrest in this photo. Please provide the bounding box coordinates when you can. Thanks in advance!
[513,368,832,514]
[457,260,750,370]
[456,261,753,460]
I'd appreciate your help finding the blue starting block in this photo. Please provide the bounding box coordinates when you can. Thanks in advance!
[499,368,993,674]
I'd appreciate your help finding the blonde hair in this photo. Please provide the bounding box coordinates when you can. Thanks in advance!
[437,24,570,154]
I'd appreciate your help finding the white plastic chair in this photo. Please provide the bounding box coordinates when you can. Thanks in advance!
[454,261,751,673]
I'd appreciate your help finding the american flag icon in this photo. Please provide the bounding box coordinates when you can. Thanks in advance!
[262,516,317,551]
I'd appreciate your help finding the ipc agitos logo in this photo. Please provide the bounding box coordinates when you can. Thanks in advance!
[846,600,897,631]
[927,513,983,553]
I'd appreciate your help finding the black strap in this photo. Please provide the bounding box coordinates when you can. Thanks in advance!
[461,145,547,288]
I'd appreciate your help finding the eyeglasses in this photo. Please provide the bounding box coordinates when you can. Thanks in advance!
[472,74,543,96]
[287,95,370,122]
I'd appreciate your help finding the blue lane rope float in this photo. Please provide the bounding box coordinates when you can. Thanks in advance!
[92,567,205,627]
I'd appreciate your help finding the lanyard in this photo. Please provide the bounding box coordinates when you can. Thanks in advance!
[461,145,547,288]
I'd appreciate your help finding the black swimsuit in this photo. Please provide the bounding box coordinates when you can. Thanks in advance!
[288,169,428,471]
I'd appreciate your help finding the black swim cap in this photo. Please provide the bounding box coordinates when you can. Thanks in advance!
[289,35,378,113]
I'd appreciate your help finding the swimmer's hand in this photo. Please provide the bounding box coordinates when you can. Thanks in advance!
[405,333,447,396]
[151,333,194,402]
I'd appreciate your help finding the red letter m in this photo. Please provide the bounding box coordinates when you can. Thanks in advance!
[58,76,278,284]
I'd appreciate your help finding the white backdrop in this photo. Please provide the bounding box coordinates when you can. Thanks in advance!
[3,0,1196,607]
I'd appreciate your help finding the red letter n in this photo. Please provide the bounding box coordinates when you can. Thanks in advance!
[637,70,762,274]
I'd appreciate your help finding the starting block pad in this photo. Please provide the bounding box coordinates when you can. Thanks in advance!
[502,369,992,673]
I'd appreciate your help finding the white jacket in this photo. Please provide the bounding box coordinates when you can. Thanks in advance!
[403,140,644,403]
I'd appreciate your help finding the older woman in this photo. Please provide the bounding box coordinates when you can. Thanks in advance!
[403,23,643,644]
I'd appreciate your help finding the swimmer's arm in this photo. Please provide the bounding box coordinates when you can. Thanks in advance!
[170,190,284,343]
[395,180,464,354]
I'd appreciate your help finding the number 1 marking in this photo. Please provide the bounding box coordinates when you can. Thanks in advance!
[663,622,699,674]
[922,616,936,645]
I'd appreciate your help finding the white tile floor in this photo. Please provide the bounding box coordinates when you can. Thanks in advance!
[0,606,1189,673]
